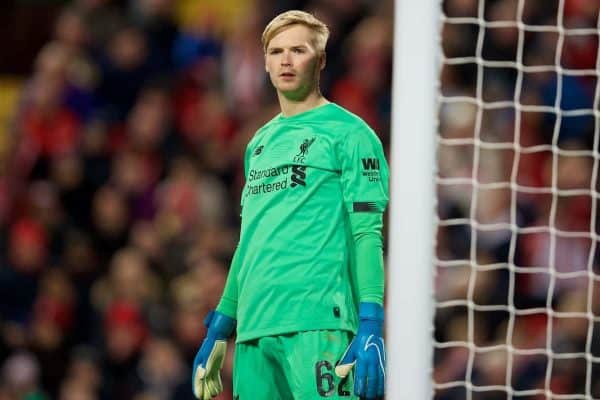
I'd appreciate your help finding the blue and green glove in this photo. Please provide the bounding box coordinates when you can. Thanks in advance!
[335,302,385,399]
[192,310,236,400]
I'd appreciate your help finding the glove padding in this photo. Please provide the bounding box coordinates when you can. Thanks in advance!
[335,302,385,399]
[192,310,236,399]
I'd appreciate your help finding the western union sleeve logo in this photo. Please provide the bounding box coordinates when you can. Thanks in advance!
[361,158,380,182]
[361,158,380,170]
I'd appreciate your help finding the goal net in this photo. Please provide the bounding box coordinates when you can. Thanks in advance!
[434,0,600,399]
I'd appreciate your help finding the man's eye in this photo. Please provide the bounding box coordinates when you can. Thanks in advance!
[269,49,282,55]
[292,48,305,53]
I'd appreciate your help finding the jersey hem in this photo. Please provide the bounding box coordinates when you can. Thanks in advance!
[235,320,357,343]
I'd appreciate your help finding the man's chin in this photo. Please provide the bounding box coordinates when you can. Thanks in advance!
[278,86,311,101]
[277,82,299,92]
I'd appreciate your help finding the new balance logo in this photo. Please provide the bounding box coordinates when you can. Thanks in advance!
[361,158,380,170]
[290,165,306,187]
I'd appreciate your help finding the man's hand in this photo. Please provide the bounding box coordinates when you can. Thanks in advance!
[335,302,385,399]
[192,310,236,399]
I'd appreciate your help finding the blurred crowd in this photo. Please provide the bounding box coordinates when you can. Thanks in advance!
[435,0,600,398]
[0,0,393,399]
[4,0,598,399]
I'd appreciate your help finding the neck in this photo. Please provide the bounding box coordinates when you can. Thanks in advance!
[278,90,329,117]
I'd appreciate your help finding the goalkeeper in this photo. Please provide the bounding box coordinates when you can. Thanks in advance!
[192,10,389,400]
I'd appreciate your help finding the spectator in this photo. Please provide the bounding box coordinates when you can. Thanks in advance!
[5,0,596,399]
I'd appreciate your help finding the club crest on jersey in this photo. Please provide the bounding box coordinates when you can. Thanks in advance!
[293,137,315,163]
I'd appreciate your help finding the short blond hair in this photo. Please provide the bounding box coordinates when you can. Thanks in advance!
[262,10,330,54]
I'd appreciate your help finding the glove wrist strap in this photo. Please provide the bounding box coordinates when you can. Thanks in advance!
[205,310,236,339]
[358,302,384,322]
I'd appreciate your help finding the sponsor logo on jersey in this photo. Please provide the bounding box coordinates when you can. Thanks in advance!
[248,165,289,181]
[361,157,380,182]
[253,145,264,156]
[245,164,307,196]
[293,137,316,163]
[290,165,307,187]
[361,158,380,170]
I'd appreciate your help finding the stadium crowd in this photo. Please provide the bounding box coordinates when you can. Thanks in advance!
[0,0,598,399]
[0,0,392,399]
[436,0,600,398]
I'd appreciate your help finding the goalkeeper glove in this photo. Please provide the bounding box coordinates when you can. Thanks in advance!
[335,302,385,399]
[192,310,235,400]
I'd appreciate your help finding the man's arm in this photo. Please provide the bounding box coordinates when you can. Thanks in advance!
[216,244,241,318]
[335,212,386,399]
[192,244,240,399]
[350,212,385,305]
[217,140,253,317]
[334,123,389,399]
[193,140,251,399]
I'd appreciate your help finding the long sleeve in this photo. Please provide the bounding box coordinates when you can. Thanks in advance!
[216,141,254,319]
[216,245,241,319]
[335,121,389,307]
[349,212,385,305]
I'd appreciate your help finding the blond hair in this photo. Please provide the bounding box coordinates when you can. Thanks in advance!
[262,10,330,54]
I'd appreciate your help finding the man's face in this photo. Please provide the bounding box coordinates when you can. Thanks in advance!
[265,24,324,101]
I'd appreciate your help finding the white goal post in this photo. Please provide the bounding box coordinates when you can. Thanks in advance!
[388,0,440,399]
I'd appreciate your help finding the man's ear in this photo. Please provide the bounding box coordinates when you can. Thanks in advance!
[319,53,326,70]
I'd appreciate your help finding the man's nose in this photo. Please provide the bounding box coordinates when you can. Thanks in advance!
[281,51,292,66]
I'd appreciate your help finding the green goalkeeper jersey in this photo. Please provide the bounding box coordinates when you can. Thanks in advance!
[220,102,389,342]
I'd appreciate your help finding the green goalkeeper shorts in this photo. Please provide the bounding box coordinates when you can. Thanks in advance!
[233,330,356,400]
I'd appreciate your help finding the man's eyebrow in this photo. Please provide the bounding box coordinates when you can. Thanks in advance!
[268,43,309,51]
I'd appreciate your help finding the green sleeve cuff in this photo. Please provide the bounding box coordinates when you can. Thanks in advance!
[216,298,237,320]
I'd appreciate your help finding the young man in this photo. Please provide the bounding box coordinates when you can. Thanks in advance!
[192,10,389,400]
